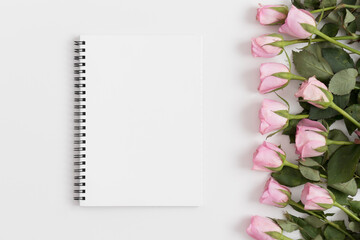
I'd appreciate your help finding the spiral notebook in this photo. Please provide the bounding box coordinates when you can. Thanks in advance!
[73,35,203,206]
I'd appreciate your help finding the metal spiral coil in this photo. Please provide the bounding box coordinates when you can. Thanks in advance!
[74,40,86,201]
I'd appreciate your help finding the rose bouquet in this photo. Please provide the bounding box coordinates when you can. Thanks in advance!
[249,1,360,240]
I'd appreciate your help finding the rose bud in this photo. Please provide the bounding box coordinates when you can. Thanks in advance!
[295,76,332,109]
[259,99,288,135]
[279,5,316,39]
[260,177,291,207]
[295,119,328,159]
[256,5,288,25]
[253,142,285,172]
[301,183,334,210]
[251,34,283,58]
[247,216,282,240]
[258,62,290,94]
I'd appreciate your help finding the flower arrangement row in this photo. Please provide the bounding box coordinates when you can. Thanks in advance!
[248,1,360,240]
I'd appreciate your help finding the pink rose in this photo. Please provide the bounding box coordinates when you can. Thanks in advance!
[279,5,316,39]
[259,99,288,135]
[295,119,327,159]
[251,34,283,58]
[260,177,290,207]
[253,142,285,172]
[301,183,334,210]
[295,76,330,108]
[247,216,282,240]
[259,63,289,94]
[256,5,288,25]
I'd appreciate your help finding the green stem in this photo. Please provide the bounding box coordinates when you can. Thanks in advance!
[289,200,355,240]
[334,202,360,223]
[283,160,299,169]
[310,4,360,13]
[288,114,309,120]
[290,75,307,81]
[326,139,355,145]
[272,35,360,48]
[265,231,294,240]
[313,28,360,55]
[283,160,327,179]
[330,102,360,129]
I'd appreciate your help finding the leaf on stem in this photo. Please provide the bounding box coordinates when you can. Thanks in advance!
[327,144,360,185]
[344,104,360,134]
[286,213,321,240]
[329,68,358,95]
[324,224,345,240]
[322,48,355,73]
[319,0,336,8]
[344,9,356,25]
[327,129,349,158]
[329,178,358,196]
[293,44,333,81]
[274,219,299,232]
[271,166,308,187]
[309,94,349,120]
[299,165,321,181]
[319,23,339,37]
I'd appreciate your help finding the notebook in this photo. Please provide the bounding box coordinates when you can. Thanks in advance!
[73,35,203,206]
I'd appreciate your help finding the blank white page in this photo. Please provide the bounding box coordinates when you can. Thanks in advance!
[78,35,203,206]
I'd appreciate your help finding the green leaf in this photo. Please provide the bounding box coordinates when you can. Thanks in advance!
[328,187,349,205]
[314,235,323,240]
[327,144,360,184]
[292,0,305,8]
[286,214,321,240]
[274,219,299,232]
[309,94,349,119]
[324,224,345,240]
[347,21,357,33]
[322,48,355,73]
[282,119,300,143]
[344,104,360,134]
[320,0,336,7]
[342,0,356,4]
[349,200,360,214]
[329,178,358,196]
[293,45,334,81]
[344,9,356,25]
[327,129,349,158]
[329,68,358,94]
[305,216,325,228]
[272,166,308,187]
[300,158,322,167]
[299,165,321,181]
[329,68,358,95]
[349,222,360,232]
[327,11,341,24]
[356,58,360,73]
[304,0,320,8]
[319,23,339,37]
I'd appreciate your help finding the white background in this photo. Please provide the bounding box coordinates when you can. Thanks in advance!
[0,0,328,239]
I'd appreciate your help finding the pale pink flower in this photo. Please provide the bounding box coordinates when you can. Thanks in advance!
[259,62,289,94]
[301,183,334,210]
[247,216,282,240]
[257,5,288,25]
[253,142,284,172]
[279,5,316,38]
[259,99,288,135]
[260,178,290,207]
[295,76,330,108]
[295,119,327,158]
[251,34,283,58]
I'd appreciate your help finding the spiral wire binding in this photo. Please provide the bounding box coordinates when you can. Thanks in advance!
[74,40,86,201]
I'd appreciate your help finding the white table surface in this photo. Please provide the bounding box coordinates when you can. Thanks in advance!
[0,0,304,239]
